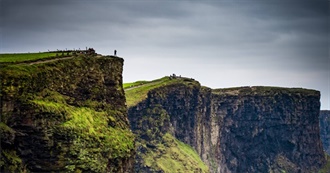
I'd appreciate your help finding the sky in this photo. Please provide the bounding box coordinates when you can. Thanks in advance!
[1,0,329,109]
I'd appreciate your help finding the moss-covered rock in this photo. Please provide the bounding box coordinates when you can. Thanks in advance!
[0,55,134,172]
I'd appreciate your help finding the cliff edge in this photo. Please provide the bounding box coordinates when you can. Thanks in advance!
[126,77,325,173]
[0,55,135,172]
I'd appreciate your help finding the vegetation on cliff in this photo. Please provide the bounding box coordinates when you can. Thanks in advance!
[126,76,325,173]
[139,133,208,173]
[124,77,209,173]
[124,76,197,107]
[0,52,59,63]
[213,86,320,97]
[1,54,134,172]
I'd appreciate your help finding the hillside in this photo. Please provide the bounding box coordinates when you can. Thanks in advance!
[125,76,326,173]
[0,54,134,172]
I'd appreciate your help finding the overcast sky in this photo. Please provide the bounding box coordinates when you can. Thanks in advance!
[1,0,329,109]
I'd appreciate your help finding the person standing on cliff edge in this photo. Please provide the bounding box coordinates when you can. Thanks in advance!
[114,50,117,56]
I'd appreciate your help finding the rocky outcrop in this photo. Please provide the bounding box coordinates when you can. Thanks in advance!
[128,78,325,173]
[209,87,325,172]
[128,78,209,173]
[320,110,330,155]
[0,55,135,172]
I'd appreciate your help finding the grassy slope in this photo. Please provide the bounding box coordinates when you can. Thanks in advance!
[124,76,199,107]
[0,52,78,63]
[0,52,63,63]
[31,90,134,171]
[142,133,209,173]
[124,77,175,107]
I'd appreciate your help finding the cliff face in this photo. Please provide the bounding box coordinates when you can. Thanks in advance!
[127,78,209,173]
[209,87,324,172]
[320,110,330,155]
[127,77,325,173]
[0,56,135,172]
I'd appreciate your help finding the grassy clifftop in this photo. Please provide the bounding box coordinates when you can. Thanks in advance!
[0,52,59,63]
[124,77,209,173]
[1,55,134,172]
[212,86,320,97]
[124,76,199,107]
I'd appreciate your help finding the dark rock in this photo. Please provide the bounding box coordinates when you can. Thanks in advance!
[320,110,330,155]
[129,83,326,173]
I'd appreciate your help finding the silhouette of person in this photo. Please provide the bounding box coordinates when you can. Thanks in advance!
[114,50,117,56]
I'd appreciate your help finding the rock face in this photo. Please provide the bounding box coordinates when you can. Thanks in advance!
[128,79,209,173]
[0,56,135,172]
[128,78,326,173]
[209,87,325,173]
[320,110,330,155]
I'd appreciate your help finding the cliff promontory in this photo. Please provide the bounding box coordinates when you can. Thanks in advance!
[0,55,135,172]
[126,76,325,173]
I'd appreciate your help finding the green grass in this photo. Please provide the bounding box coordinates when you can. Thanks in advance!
[124,77,174,107]
[142,133,209,173]
[124,76,198,107]
[0,52,69,63]
[123,80,151,89]
[30,90,134,172]
[31,93,134,156]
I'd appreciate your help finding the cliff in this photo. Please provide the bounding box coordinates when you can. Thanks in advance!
[320,110,330,155]
[126,77,325,173]
[126,77,209,173]
[319,111,330,173]
[209,87,325,172]
[0,55,135,172]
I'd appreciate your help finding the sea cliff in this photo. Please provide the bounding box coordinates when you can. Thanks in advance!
[126,77,325,173]
[0,55,135,172]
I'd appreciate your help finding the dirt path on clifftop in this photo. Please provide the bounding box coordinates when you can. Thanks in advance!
[25,56,76,65]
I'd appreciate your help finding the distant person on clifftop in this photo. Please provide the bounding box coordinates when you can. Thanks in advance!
[114,50,117,56]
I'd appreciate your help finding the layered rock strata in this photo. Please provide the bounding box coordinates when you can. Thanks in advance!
[128,78,325,173]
